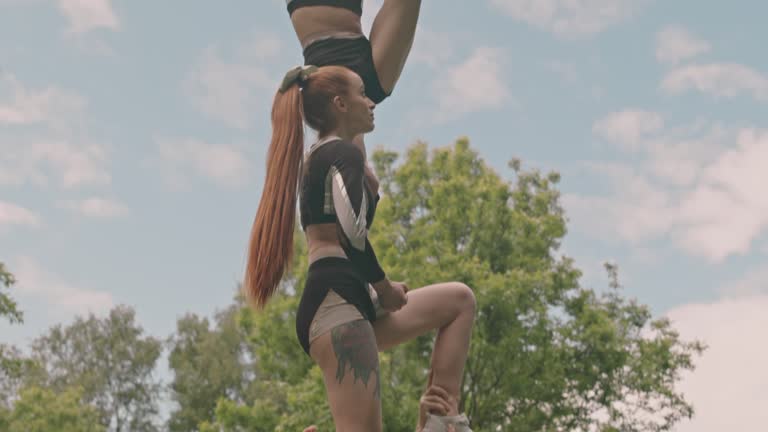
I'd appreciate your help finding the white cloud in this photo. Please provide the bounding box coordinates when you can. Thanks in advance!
[409,28,458,69]
[678,129,767,261]
[12,256,114,315]
[155,137,252,188]
[666,285,768,431]
[184,33,282,129]
[59,197,129,218]
[592,109,664,150]
[643,123,729,187]
[672,129,768,260]
[56,0,119,33]
[489,0,647,38]
[662,63,768,102]
[674,184,764,262]
[0,73,86,131]
[0,73,111,189]
[572,115,768,262]
[0,0,118,47]
[0,201,41,232]
[656,26,710,65]
[704,128,768,205]
[592,114,726,186]
[563,165,674,243]
[433,47,509,121]
[0,140,111,188]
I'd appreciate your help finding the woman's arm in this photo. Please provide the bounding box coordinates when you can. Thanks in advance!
[329,142,386,283]
[331,140,406,311]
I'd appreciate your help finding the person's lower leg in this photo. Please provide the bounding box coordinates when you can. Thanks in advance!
[427,301,475,415]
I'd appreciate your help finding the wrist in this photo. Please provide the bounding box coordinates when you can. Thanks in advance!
[371,278,391,293]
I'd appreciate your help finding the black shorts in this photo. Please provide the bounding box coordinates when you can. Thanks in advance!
[295,256,378,356]
[302,35,391,104]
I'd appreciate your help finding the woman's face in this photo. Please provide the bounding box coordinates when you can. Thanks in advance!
[338,71,376,134]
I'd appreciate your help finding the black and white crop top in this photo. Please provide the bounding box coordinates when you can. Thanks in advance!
[299,136,385,283]
[286,0,363,16]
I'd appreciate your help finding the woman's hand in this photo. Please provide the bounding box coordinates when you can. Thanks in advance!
[418,385,455,432]
[376,280,408,312]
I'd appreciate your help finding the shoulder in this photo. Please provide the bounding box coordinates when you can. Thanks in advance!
[328,139,365,165]
[307,137,364,168]
[332,138,362,153]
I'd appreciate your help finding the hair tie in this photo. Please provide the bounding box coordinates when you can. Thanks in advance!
[279,65,318,93]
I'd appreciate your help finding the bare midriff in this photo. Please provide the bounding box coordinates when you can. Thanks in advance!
[305,223,348,264]
[289,6,364,48]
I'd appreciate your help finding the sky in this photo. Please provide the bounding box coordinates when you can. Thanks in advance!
[1,0,767,430]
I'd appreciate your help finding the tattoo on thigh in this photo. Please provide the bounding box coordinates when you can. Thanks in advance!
[331,320,381,399]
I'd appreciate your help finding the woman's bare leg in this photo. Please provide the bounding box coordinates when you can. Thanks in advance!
[372,282,476,415]
[310,319,383,431]
[369,0,423,94]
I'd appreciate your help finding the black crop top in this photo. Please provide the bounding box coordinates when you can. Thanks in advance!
[286,0,363,16]
[299,136,385,283]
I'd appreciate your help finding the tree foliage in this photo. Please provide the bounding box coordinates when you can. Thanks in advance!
[166,301,252,431]
[0,386,104,432]
[0,262,34,411]
[0,262,23,326]
[30,305,163,432]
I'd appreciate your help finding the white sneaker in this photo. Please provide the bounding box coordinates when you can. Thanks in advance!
[422,413,473,432]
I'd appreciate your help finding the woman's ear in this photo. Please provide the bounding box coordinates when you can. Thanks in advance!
[332,95,348,113]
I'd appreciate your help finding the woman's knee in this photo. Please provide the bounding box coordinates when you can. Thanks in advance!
[452,282,476,314]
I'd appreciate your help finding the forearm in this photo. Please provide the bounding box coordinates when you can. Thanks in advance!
[371,277,392,294]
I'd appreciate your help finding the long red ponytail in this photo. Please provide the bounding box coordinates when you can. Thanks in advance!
[243,84,305,309]
[243,65,352,310]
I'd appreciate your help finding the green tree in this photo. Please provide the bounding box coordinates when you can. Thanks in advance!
[1,262,24,379]
[30,305,163,432]
[0,262,36,415]
[199,365,330,432]
[1,262,21,379]
[0,262,22,326]
[0,345,41,409]
[205,137,704,431]
[166,300,252,431]
[1,385,104,432]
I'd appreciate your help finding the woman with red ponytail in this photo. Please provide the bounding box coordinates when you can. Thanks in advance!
[245,64,476,432]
